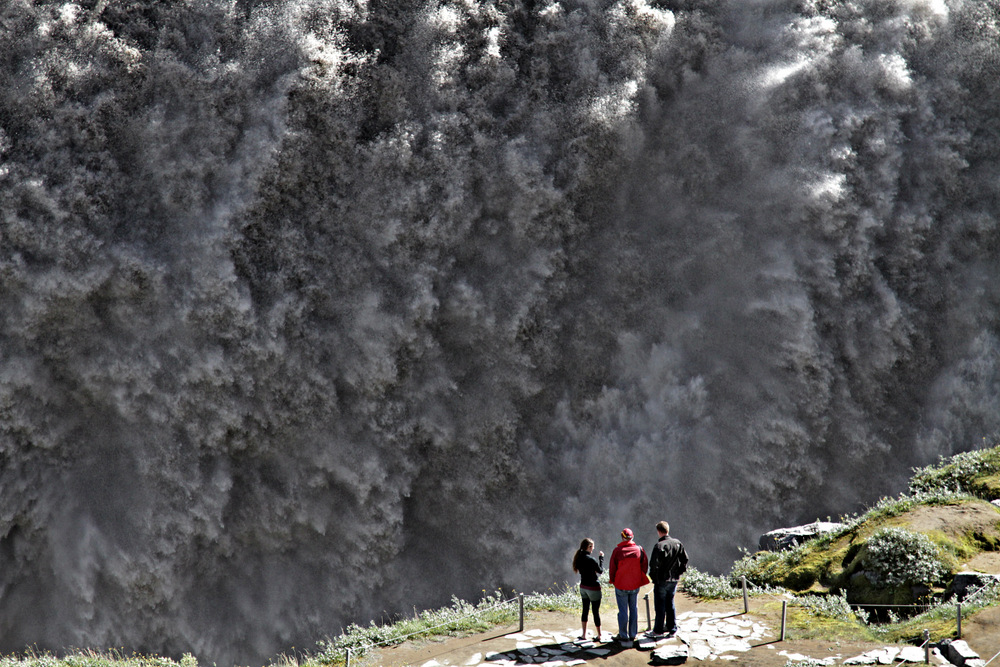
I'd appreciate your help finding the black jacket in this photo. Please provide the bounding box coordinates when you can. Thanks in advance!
[649,535,688,584]
[577,552,604,590]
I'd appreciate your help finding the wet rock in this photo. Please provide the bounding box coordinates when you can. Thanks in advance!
[759,521,844,551]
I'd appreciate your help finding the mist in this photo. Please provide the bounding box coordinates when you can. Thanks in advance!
[2,0,1000,664]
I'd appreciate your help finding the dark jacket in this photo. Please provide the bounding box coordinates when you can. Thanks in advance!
[577,552,604,591]
[649,535,688,584]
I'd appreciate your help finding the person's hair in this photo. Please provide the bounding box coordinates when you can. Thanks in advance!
[572,538,595,573]
[656,520,670,535]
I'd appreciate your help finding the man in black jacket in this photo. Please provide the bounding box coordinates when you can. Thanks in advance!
[647,520,689,637]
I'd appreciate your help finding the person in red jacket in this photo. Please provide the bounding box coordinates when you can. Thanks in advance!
[608,527,649,644]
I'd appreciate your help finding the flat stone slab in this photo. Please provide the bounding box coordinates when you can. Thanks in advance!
[653,644,690,660]
[898,647,926,663]
[689,641,713,660]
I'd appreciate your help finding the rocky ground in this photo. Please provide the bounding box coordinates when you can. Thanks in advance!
[374,591,1000,667]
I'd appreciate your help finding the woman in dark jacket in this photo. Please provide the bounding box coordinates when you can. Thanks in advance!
[572,538,604,641]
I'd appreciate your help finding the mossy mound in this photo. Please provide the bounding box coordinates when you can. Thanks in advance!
[736,445,1000,608]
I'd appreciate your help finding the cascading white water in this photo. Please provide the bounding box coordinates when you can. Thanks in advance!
[2,0,999,664]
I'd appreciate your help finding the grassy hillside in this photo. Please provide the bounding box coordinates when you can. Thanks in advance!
[683,444,1000,642]
[728,445,1000,604]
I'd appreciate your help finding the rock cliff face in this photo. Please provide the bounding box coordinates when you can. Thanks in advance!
[5,1,1000,664]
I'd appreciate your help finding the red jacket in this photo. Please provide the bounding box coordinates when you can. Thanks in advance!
[609,539,649,590]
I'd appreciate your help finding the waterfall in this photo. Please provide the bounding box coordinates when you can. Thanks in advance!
[2,0,999,663]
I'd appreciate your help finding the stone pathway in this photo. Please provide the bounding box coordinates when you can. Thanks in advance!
[410,609,953,667]
[415,611,773,666]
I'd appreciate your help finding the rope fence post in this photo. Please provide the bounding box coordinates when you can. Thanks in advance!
[957,603,962,639]
[923,630,930,664]
[519,593,525,633]
[742,576,749,614]
[780,601,787,641]
[644,593,651,631]
[345,648,351,667]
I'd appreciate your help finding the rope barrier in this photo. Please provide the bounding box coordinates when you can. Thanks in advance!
[983,646,1000,667]
[960,580,996,606]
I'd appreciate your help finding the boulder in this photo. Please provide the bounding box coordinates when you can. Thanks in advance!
[939,639,984,667]
[759,521,844,552]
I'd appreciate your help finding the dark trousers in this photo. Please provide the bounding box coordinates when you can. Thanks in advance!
[581,588,602,627]
[653,581,679,634]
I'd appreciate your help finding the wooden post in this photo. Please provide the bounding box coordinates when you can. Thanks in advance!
[924,629,930,664]
[780,601,787,641]
[345,648,351,667]
[519,593,525,633]
[742,576,749,614]
[957,603,962,639]
[644,593,651,631]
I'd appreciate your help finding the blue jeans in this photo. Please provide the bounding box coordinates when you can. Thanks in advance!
[614,587,639,640]
[653,581,678,634]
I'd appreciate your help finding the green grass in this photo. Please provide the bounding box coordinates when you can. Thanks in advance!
[0,650,198,667]
[305,580,590,667]
[909,444,1000,498]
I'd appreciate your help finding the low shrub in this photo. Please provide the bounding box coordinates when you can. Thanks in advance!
[861,527,947,588]
[794,590,857,621]
[681,567,744,599]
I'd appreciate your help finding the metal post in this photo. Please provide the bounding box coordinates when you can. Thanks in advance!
[924,630,930,664]
[780,601,787,641]
[519,593,525,633]
[345,648,351,667]
[957,603,962,639]
[742,576,749,614]
[644,594,651,631]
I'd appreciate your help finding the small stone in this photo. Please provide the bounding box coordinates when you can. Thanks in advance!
[843,653,877,665]
[779,652,811,661]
